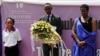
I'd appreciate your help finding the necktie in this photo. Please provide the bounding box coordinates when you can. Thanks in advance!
[47,15,50,22]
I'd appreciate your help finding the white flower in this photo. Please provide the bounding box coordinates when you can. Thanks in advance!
[30,20,61,44]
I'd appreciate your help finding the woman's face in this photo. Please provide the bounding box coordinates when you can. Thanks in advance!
[80,8,88,18]
[5,18,14,29]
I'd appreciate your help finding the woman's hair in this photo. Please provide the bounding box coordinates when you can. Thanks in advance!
[80,4,89,12]
[6,17,15,25]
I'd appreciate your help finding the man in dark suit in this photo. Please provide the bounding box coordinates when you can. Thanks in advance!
[39,3,63,56]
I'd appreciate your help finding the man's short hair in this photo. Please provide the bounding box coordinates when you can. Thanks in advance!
[44,3,52,8]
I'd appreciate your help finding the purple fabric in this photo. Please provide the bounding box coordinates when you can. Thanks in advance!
[1,2,100,56]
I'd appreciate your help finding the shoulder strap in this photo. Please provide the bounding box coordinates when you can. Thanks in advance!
[89,17,92,22]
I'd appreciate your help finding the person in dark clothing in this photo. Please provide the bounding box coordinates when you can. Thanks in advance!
[39,3,63,56]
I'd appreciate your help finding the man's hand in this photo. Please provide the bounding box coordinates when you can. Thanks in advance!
[48,43,54,47]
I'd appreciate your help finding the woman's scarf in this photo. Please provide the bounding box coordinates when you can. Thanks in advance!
[72,17,96,56]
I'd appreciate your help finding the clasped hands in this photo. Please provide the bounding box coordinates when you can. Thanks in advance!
[77,41,85,48]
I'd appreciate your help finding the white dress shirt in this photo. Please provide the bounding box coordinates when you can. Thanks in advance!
[3,28,22,47]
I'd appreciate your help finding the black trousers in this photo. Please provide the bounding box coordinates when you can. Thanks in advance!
[5,44,19,56]
[43,44,59,56]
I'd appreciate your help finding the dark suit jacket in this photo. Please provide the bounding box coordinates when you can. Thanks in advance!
[39,14,63,35]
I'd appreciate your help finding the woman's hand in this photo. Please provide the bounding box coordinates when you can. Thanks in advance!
[77,41,85,48]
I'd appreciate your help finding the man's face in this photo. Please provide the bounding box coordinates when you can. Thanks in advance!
[44,6,52,15]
